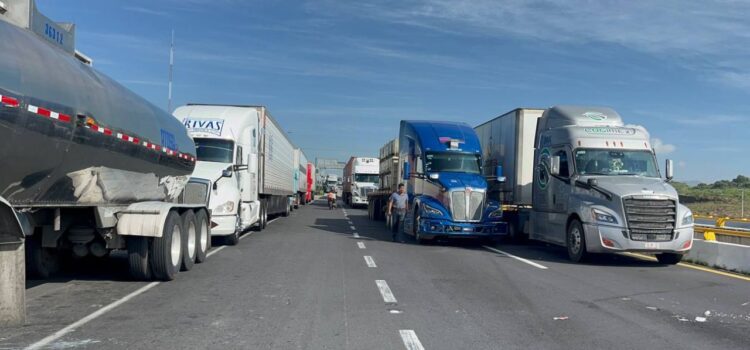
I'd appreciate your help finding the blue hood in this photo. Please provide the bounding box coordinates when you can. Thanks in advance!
[435,172,487,191]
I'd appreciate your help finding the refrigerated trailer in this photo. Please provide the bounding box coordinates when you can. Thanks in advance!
[0,0,211,296]
[174,104,297,244]
[293,148,310,207]
[476,106,694,263]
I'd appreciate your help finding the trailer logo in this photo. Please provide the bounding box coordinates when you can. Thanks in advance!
[183,118,225,136]
[582,112,608,121]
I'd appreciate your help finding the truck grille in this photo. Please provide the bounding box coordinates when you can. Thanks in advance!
[360,187,375,197]
[623,197,676,241]
[450,190,484,222]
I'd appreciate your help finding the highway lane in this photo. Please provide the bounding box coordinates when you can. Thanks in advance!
[1,200,748,349]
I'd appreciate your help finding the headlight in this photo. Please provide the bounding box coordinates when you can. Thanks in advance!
[682,211,694,226]
[592,208,617,224]
[213,201,235,215]
[422,203,443,217]
[489,208,503,218]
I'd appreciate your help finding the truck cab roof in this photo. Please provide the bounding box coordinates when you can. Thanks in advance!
[401,120,481,153]
[537,106,652,151]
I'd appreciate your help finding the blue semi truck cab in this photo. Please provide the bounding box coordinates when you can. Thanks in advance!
[399,120,508,242]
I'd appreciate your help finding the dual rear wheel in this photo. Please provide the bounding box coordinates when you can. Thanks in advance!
[127,208,210,281]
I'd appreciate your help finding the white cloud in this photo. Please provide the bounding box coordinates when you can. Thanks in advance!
[316,0,750,92]
[652,138,676,155]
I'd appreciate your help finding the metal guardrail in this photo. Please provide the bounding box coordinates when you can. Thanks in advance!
[693,215,750,240]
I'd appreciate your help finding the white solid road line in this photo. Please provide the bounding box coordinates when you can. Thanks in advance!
[483,246,549,270]
[357,242,366,249]
[399,330,425,350]
[26,238,244,349]
[267,218,279,225]
[364,255,377,268]
[376,280,397,303]
[25,282,160,350]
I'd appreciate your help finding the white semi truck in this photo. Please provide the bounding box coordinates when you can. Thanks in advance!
[174,104,297,245]
[476,106,694,263]
[342,157,379,207]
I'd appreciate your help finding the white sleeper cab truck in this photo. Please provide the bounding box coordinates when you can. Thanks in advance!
[174,104,297,245]
[342,157,379,207]
[476,106,694,264]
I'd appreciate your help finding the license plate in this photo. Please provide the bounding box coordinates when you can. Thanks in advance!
[644,242,660,249]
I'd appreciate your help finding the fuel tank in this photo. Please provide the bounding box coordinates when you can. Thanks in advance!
[0,18,196,206]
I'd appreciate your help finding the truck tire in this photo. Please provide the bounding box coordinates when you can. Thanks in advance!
[223,215,241,246]
[262,200,268,229]
[150,210,183,281]
[26,235,61,279]
[180,210,198,271]
[283,202,290,217]
[566,219,588,262]
[656,253,683,265]
[127,236,151,280]
[413,208,427,245]
[194,209,210,263]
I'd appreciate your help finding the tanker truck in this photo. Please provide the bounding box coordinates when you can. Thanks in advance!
[0,0,211,281]
[475,106,694,263]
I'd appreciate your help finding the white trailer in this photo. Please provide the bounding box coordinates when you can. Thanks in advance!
[293,148,309,207]
[174,104,296,244]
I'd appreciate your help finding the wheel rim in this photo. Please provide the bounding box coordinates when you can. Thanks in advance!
[171,225,181,267]
[569,226,582,255]
[199,220,208,253]
[187,220,196,260]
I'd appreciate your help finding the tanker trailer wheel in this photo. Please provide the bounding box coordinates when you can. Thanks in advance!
[150,211,183,281]
[180,210,198,271]
[127,237,151,280]
[656,253,683,265]
[26,234,61,279]
[566,219,588,263]
[194,209,210,263]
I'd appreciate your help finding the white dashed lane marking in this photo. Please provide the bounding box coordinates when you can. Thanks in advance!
[357,242,366,249]
[376,280,397,303]
[364,255,377,268]
[399,330,425,350]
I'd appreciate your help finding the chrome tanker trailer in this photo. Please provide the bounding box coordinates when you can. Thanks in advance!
[0,0,211,281]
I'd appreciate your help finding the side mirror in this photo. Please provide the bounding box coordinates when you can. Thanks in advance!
[665,159,674,181]
[495,165,506,183]
[222,167,233,178]
[248,154,258,174]
[233,164,248,171]
[549,156,560,176]
[402,162,410,181]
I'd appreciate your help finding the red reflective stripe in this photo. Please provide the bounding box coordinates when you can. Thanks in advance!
[1,95,19,107]
[132,137,140,144]
[36,107,51,117]
[58,114,71,122]
[103,128,112,136]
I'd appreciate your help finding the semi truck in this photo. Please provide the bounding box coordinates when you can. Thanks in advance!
[367,139,399,221]
[475,106,694,263]
[368,121,508,243]
[174,104,297,244]
[293,148,310,207]
[342,157,379,208]
[324,175,339,193]
[0,0,212,285]
[306,162,316,203]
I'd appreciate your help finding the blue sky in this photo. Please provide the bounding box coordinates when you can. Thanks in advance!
[37,0,750,182]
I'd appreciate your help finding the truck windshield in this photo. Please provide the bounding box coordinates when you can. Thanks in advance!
[355,174,379,183]
[194,138,234,163]
[575,149,659,177]
[425,152,481,174]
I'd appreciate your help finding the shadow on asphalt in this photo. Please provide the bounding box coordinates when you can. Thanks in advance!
[482,241,671,268]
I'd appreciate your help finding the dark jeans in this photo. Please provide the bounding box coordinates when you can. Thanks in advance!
[391,210,406,241]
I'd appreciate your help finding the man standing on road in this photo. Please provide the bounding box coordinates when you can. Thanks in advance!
[387,183,408,242]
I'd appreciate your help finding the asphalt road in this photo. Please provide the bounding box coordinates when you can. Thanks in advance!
[1,200,749,349]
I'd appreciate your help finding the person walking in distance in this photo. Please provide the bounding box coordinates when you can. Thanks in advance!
[387,183,408,242]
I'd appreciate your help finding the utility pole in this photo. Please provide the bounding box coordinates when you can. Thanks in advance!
[742,189,745,218]
[167,29,174,113]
